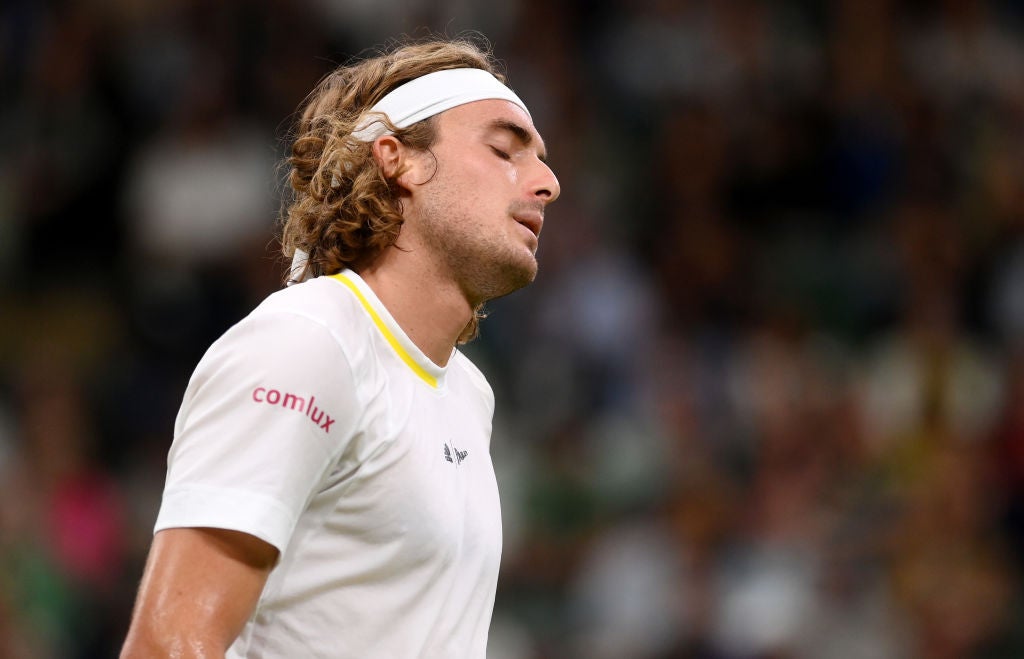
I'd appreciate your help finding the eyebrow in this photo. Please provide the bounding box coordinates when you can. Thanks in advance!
[488,118,548,162]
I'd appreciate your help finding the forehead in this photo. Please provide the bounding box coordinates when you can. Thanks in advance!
[436,99,545,150]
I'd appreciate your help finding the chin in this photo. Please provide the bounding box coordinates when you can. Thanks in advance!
[511,252,539,285]
[478,257,537,302]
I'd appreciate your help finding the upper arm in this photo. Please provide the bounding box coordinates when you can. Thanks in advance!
[158,310,363,553]
[121,527,278,658]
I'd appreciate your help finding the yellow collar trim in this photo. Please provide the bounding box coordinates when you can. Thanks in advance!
[330,273,439,388]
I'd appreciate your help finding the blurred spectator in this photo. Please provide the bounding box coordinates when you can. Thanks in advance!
[1,351,129,658]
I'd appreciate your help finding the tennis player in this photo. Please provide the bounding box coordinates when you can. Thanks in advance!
[120,37,559,658]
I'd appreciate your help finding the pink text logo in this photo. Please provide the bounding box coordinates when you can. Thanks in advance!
[251,387,335,432]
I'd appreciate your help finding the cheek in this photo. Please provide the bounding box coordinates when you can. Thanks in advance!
[464,153,517,184]
[431,157,516,218]
[462,164,515,204]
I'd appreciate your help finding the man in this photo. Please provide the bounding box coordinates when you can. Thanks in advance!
[120,38,559,658]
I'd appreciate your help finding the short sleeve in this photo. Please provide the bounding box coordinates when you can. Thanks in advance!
[154,310,362,553]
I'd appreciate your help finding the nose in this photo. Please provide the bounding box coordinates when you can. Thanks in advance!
[531,159,560,204]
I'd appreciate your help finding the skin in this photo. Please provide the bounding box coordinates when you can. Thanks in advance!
[361,98,560,365]
[120,97,559,657]
[120,528,277,658]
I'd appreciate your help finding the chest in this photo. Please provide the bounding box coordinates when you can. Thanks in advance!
[323,383,501,567]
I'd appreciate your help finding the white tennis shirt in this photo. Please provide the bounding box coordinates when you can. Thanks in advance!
[154,269,502,658]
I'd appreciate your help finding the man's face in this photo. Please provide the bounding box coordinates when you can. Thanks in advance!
[401,98,560,304]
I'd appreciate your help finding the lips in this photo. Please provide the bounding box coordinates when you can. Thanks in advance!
[513,211,544,238]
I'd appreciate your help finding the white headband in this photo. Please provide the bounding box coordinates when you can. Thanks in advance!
[289,67,530,284]
[352,67,530,142]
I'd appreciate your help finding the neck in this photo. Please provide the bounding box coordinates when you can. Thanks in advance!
[355,249,474,367]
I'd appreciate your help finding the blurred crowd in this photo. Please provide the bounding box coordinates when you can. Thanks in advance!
[2,0,1024,657]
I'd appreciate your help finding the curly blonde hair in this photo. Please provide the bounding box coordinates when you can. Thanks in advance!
[280,38,504,343]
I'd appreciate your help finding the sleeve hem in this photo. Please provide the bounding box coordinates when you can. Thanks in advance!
[154,484,298,554]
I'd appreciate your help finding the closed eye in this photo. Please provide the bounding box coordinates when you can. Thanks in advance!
[489,146,511,160]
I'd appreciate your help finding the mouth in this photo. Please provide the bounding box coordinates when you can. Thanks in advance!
[513,211,544,238]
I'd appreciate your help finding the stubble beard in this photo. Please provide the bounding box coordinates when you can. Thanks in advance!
[420,206,538,306]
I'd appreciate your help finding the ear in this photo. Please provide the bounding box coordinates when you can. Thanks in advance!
[372,135,425,194]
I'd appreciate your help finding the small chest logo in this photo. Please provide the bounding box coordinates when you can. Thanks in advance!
[443,442,469,466]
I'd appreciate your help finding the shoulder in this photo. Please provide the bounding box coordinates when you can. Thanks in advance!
[250,276,366,336]
[190,277,372,391]
[178,279,370,447]
[220,276,377,362]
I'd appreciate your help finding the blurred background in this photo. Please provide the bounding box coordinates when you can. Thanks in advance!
[2,0,1024,657]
